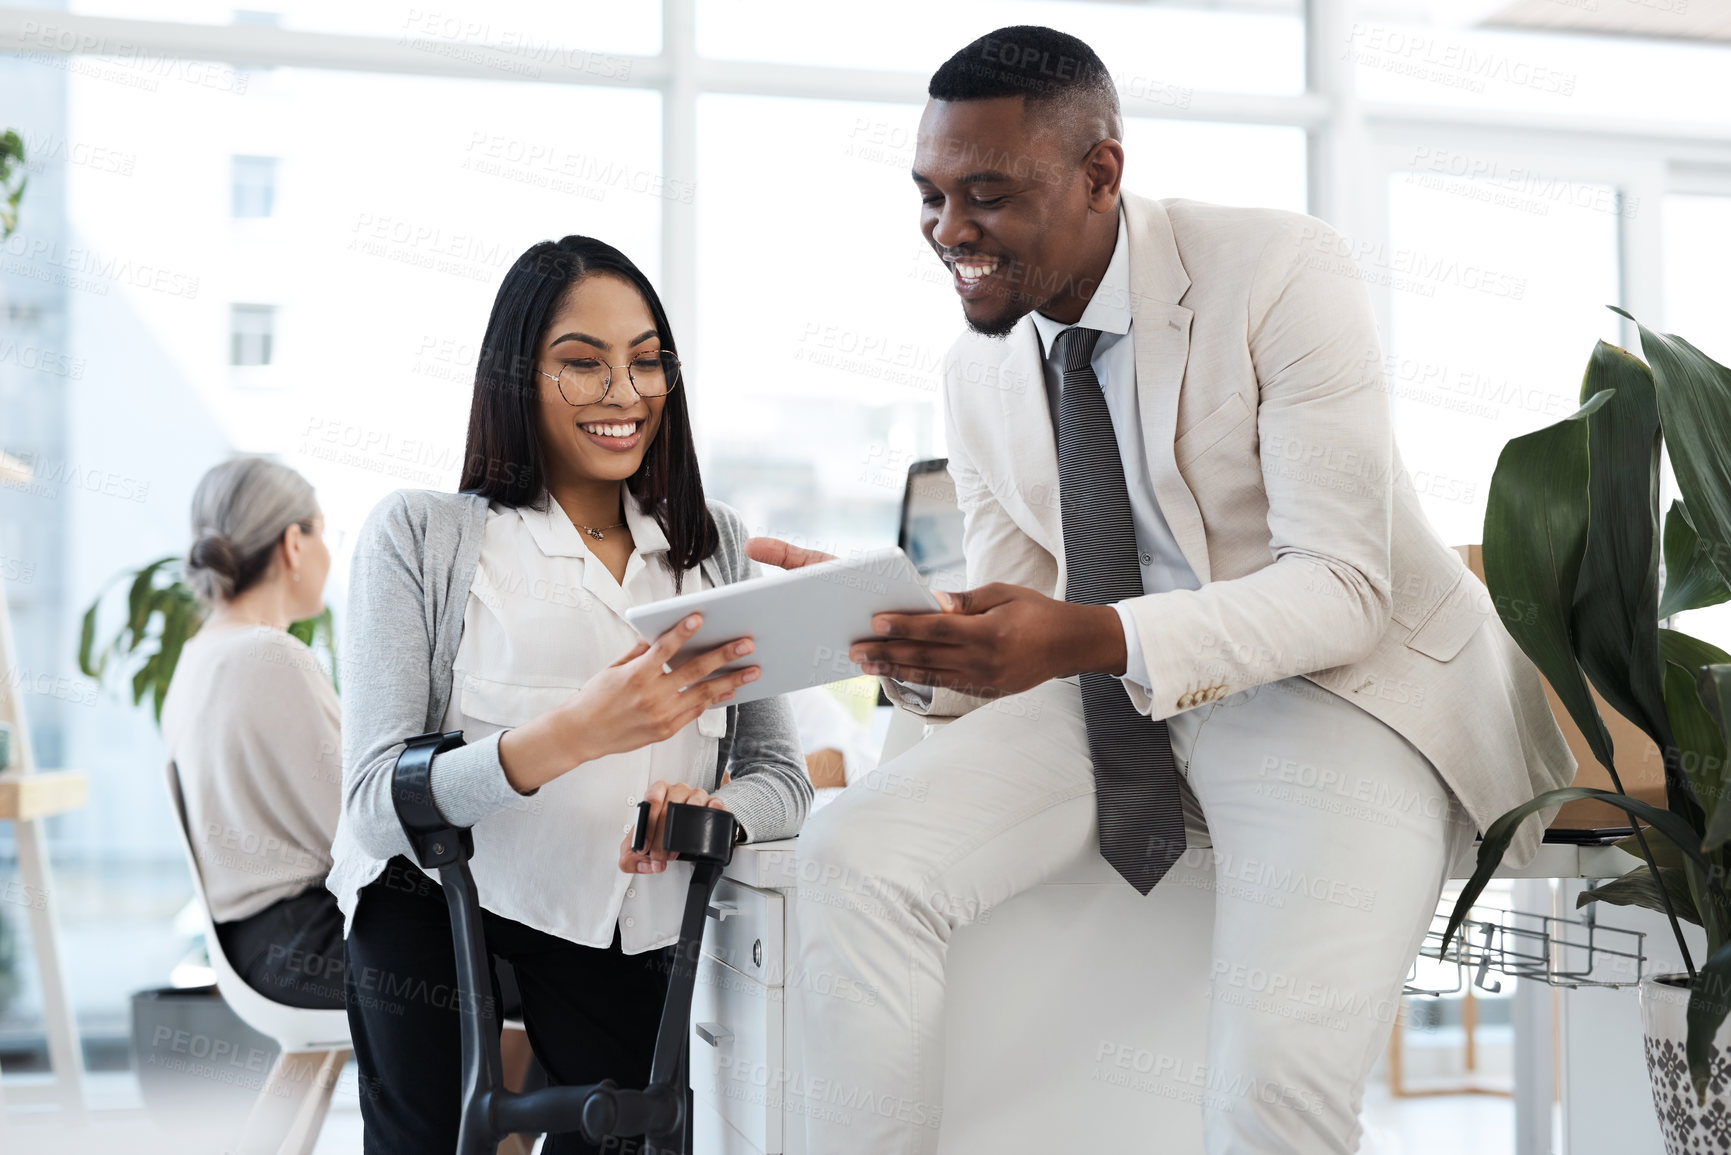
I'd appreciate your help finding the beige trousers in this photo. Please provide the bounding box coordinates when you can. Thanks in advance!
[791,675,1475,1154]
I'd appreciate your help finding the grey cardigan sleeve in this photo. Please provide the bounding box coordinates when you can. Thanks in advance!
[713,693,811,842]
[340,493,524,862]
[706,502,813,842]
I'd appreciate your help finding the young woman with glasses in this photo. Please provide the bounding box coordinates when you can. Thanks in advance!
[329,236,812,1153]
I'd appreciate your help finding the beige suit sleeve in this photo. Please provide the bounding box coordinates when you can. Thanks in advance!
[1119,217,1395,720]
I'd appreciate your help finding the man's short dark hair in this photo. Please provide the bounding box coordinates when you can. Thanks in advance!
[928,25,1120,134]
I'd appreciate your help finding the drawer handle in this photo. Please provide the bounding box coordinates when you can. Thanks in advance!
[695,1021,734,1047]
[706,900,738,922]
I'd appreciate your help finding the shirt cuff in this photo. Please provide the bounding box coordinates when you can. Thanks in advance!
[1114,601,1154,693]
[886,678,935,712]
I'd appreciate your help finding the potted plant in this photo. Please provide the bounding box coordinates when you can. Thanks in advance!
[77,555,337,720]
[0,128,25,239]
[1443,307,1731,1150]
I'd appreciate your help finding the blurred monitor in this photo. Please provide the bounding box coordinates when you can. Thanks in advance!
[898,458,966,591]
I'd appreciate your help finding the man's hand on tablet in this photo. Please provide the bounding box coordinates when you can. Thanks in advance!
[747,536,1126,698]
[851,582,1129,699]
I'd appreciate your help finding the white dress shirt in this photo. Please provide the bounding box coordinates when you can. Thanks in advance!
[1026,210,1201,693]
[439,494,727,954]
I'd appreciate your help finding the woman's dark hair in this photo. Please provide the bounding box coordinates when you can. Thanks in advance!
[459,236,718,583]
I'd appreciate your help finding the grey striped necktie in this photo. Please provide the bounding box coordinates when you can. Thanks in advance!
[1054,325,1186,895]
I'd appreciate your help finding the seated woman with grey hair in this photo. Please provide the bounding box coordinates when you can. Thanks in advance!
[159,456,344,1008]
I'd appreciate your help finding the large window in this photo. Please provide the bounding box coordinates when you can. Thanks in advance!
[696,0,1305,94]
[1384,166,1622,547]
[229,155,277,218]
[1,55,662,1053]
[228,303,275,365]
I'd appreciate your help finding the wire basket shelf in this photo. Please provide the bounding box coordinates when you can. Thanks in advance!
[1404,904,1646,997]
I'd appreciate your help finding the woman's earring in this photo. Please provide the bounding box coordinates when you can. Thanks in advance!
[291,572,302,583]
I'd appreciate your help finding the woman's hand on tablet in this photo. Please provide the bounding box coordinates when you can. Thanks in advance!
[497,613,758,793]
[619,781,731,874]
[745,536,835,570]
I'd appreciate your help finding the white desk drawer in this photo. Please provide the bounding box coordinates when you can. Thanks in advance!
[694,1091,767,1155]
[702,877,783,987]
[691,952,783,1153]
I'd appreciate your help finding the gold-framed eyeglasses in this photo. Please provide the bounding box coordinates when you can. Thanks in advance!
[540,350,682,407]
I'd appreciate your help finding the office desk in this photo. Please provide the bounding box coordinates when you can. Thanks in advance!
[686,830,1649,1154]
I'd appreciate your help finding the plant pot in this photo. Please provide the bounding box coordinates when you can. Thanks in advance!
[1640,973,1731,1152]
[130,985,280,1140]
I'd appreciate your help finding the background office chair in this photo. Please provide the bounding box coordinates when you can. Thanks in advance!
[162,760,351,1155]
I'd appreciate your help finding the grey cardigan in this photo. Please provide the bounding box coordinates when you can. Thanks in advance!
[326,488,811,926]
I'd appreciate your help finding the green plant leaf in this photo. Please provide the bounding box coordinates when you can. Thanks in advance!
[1663,632,1731,840]
[1661,657,1731,945]
[125,565,156,640]
[1483,390,1618,777]
[76,566,145,681]
[77,599,101,680]
[1700,666,1731,852]
[78,558,202,723]
[1701,664,1731,740]
[1577,864,1700,925]
[130,651,159,708]
[1572,341,1672,761]
[124,557,176,646]
[1663,629,1731,672]
[1612,828,1707,932]
[1662,501,1731,619]
[315,605,338,692]
[1442,784,1711,957]
[153,597,193,719]
[1615,307,1731,592]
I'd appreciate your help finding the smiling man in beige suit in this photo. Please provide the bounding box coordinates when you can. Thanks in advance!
[749,24,1573,1154]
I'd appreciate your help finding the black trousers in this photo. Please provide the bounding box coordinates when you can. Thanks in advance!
[344,857,680,1155]
[216,884,347,1010]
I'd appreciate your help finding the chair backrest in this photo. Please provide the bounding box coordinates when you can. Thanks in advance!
[163,760,350,1052]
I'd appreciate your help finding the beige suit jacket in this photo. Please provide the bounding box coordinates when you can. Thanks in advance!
[921,192,1574,866]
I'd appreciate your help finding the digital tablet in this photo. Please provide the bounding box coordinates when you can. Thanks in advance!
[623,547,942,705]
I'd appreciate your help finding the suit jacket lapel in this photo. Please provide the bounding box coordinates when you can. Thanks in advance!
[1124,194,1210,584]
[993,321,1063,557]
[982,194,1211,586]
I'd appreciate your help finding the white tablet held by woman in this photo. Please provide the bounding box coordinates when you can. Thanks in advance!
[625,547,942,704]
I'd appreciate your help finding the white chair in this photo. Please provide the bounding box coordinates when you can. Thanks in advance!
[163,760,350,1155]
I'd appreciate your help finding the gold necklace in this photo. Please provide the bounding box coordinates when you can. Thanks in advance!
[576,521,626,541]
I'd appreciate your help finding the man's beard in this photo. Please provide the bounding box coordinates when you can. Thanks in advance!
[962,297,1032,340]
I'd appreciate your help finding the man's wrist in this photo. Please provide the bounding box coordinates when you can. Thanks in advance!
[1064,602,1128,678]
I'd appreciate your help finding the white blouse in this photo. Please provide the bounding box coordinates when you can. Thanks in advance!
[439,495,725,954]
